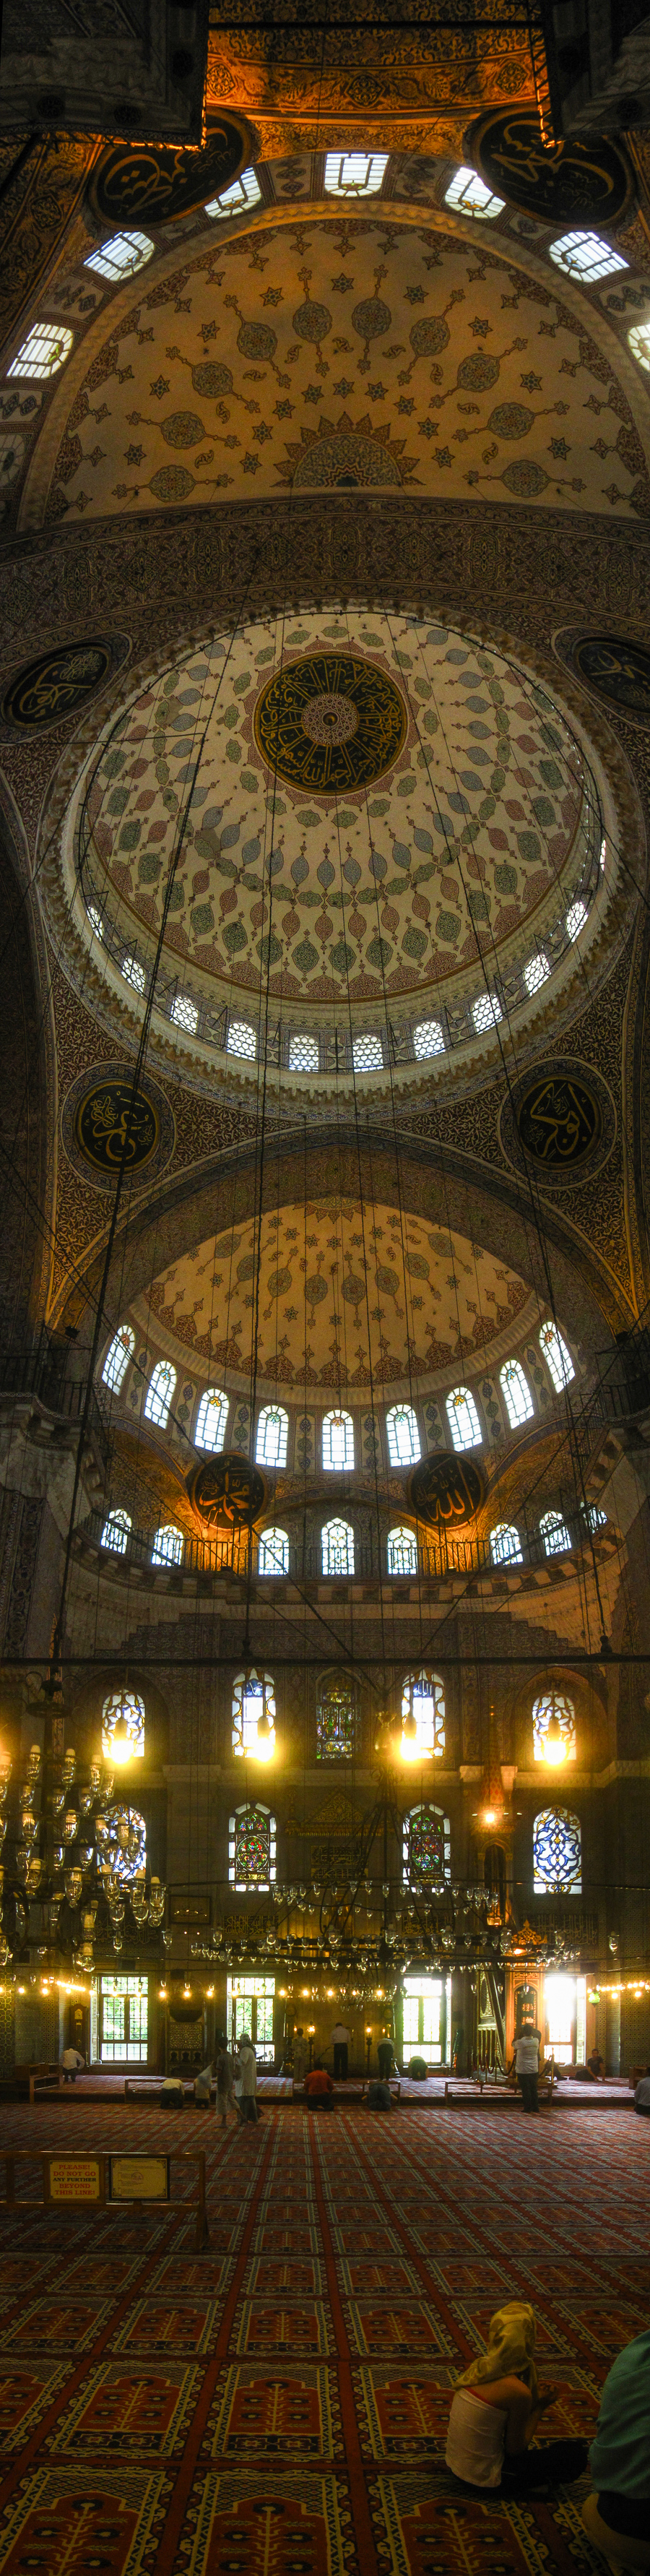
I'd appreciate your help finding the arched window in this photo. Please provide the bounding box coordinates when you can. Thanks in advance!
[499,1359,534,1429]
[100,1507,131,1556]
[540,1509,571,1558]
[490,1522,523,1567]
[533,1691,576,1765]
[549,229,626,284]
[533,1806,581,1894]
[322,1517,355,1576]
[98,1804,147,1881]
[256,1404,289,1468]
[102,1327,134,1393]
[232,1670,276,1758]
[322,1410,355,1471]
[8,322,73,380]
[446,1386,482,1451]
[540,1320,574,1392]
[316,1673,358,1759]
[144,1361,176,1428]
[402,1670,446,1757]
[403,1804,451,1886]
[388,1524,418,1576]
[228,1802,276,1889]
[195,1386,228,1452]
[102,1690,144,1762]
[84,230,154,281]
[386,1403,421,1466]
[259,1526,289,1576]
[152,1524,183,1568]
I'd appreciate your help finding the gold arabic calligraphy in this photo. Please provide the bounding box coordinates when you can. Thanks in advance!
[4,644,110,731]
[76,1083,158,1173]
[254,652,408,794]
[411,1452,485,1527]
[475,111,631,223]
[191,1455,265,1529]
[89,125,246,226]
[518,1074,601,1167]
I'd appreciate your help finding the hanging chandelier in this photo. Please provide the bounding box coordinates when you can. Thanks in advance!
[0,1723,166,1981]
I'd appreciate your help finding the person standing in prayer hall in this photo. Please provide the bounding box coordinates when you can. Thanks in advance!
[215,2038,240,2127]
[514,2024,541,2113]
[446,2301,588,2495]
[238,2032,260,2121]
[582,2325,650,2569]
[330,2020,351,2081]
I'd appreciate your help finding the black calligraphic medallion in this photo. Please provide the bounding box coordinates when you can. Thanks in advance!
[517,1072,601,1168]
[3,641,112,731]
[189,1453,266,1528]
[410,1452,486,1528]
[254,653,408,795]
[87,119,249,227]
[472,110,633,225]
[571,634,650,720]
[75,1080,159,1173]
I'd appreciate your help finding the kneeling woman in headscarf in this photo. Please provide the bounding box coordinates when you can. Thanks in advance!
[446,2302,588,2494]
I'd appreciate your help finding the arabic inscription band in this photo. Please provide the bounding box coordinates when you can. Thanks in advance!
[517,1074,601,1168]
[572,634,650,720]
[254,652,408,796]
[190,1456,266,1529]
[410,1453,486,1528]
[87,122,248,227]
[3,642,112,731]
[472,111,633,225]
[74,1082,159,1174]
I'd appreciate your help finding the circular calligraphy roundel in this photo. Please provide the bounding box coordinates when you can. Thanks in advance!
[517,1072,602,1169]
[74,1080,160,1173]
[254,652,408,796]
[571,634,650,721]
[470,110,633,226]
[189,1454,266,1530]
[410,1452,486,1528]
[87,119,250,226]
[3,641,113,731]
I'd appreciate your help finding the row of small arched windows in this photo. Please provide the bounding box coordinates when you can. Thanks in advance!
[228,1797,583,1893]
[99,1679,581,1771]
[101,1323,576,1449]
[100,1504,602,1576]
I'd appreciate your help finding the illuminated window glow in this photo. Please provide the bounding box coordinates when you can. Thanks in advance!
[549,230,627,283]
[195,1387,228,1452]
[386,1402,421,1466]
[170,994,199,1034]
[289,1031,319,1071]
[534,1804,581,1893]
[144,1359,176,1428]
[533,1690,576,1763]
[540,1508,572,1557]
[352,1031,384,1071]
[472,991,502,1034]
[413,1018,445,1058]
[321,1516,355,1575]
[100,1507,131,1555]
[259,1525,290,1575]
[316,1674,358,1757]
[445,165,505,220]
[446,1385,482,1451]
[102,1689,144,1761]
[227,1018,256,1059]
[232,1670,276,1758]
[524,952,550,995]
[228,1801,276,1888]
[122,954,145,993]
[388,1523,418,1575]
[403,1804,451,1886]
[206,167,262,220]
[102,1326,134,1393]
[88,905,104,942]
[256,1404,289,1468]
[540,1320,575,1392]
[629,319,650,374]
[500,1358,534,1428]
[402,1668,446,1757]
[8,322,73,379]
[566,899,587,942]
[490,1521,523,1567]
[323,1409,355,1471]
[324,152,388,197]
[84,231,154,281]
[152,1522,183,1567]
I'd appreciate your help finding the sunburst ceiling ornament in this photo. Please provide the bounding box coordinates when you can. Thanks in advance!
[253,650,408,793]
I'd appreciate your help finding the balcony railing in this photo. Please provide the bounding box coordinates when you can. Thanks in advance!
[0,1348,109,1464]
[81,1505,606,1586]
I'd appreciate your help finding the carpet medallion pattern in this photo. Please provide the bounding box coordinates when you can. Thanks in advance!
[0,2105,645,2574]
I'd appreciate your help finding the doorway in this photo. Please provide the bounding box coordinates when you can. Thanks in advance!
[402,1976,451,2064]
[227,1975,275,2064]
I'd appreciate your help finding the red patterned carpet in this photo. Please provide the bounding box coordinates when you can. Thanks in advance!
[0,2102,646,2574]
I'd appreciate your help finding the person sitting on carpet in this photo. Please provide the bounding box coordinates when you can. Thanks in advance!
[303,2062,334,2108]
[160,2074,185,2107]
[446,2301,588,2494]
[581,2325,650,2569]
[585,2047,605,2081]
[368,2078,393,2111]
[633,2070,650,2116]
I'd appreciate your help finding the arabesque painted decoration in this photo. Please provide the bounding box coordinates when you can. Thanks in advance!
[253,652,407,795]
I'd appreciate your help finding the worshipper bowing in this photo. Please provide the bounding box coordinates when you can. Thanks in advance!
[368,2078,393,2111]
[446,2301,588,2495]
[60,2045,85,2084]
[582,2325,650,2569]
[303,2062,335,2108]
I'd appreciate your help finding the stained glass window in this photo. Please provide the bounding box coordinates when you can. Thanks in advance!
[100,1804,147,1880]
[322,1517,355,1575]
[386,1404,421,1465]
[102,1327,134,1392]
[256,1404,289,1468]
[195,1387,228,1451]
[100,1507,131,1555]
[232,1670,276,1757]
[102,1689,144,1761]
[316,1675,358,1758]
[533,1692,576,1763]
[403,1804,451,1885]
[144,1361,176,1427]
[401,1671,446,1757]
[323,1410,354,1470]
[388,1524,418,1575]
[499,1359,534,1427]
[228,1803,276,1889]
[533,1805,581,1894]
[259,1526,289,1575]
[446,1385,482,1451]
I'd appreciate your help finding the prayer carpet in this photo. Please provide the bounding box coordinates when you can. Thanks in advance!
[0,2101,646,2573]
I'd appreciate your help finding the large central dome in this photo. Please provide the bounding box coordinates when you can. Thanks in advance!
[76,611,597,1017]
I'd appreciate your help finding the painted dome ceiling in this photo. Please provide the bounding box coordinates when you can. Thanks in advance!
[74,611,597,1015]
[29,215,650,525]
[138,1197,538,1395]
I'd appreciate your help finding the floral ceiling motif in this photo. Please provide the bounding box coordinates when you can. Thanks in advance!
[141,1197,534,1392]
[77,611,593,1010]
[36,217,650,525]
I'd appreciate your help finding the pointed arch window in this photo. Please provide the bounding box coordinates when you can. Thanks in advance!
[500,1359,534,1428]
[533,1691,576,1764]
[322,1409,355,1471]
[195,1387,228,1452]
[232,1670,276,1758]
[259,1527,289,1576]
[386,1404,421,1466]
[144,1360,176,1428]
[256,1404,289,1468]
[152,1524,183,1568]
[100,1507,131,1556]
[533,1805,581,1893]
[102,1690,144,1762]
[100,1804,147,1881]
[540,1321,574,1392]
[316,1673,358,1759]
[387,1524,418,1576]
[102,1327,134,1393]
[540,1508,571,1557]
[321,1517,355,1576]
[446,1385,482,1451]
[228,1802,276,1889]
[402,1670,446,1758]
[403,1804,451,1887]
[490,1522,523,1567]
